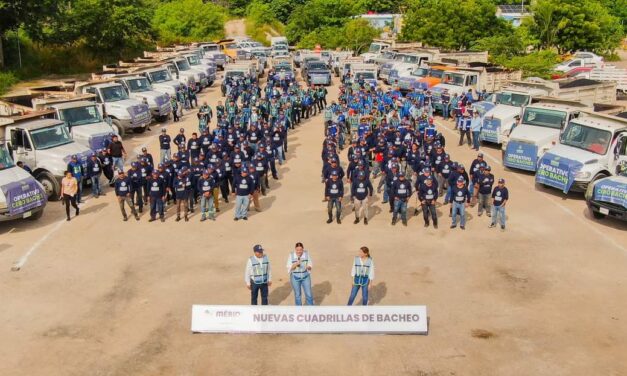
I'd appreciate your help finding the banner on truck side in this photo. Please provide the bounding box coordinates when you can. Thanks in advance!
[1,178,47,216]
[504,141,538,171]
[593,177,627,208]
[191,305,428,334]
[536,153,583,193]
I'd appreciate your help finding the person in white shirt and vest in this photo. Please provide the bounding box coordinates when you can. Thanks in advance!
[245,244,272,305]
[286,242,314,306]
[347,246,375,306]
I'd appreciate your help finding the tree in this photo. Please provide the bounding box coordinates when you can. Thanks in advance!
[153,0,226,45]
[286,0,358,43]
[342,19,380,53]
[527,0,623,53]
[400,0,511,50]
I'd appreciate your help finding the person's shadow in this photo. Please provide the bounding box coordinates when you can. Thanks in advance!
[357,282,387,305]
[268,281,292,305]
[312,281,332,305]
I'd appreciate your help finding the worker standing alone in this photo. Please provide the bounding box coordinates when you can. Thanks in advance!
[245,245,272,305]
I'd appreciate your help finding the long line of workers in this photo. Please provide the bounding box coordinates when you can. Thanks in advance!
[318,74,510,230]
[62,69,329,222]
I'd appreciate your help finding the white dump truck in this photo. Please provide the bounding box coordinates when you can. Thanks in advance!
[75,82,151,137]
[137,66,182,97]
[502,100,591,172]
[100,75,171,122]
[479,78,616,145]
[0,138,47,221]
[31,94,117,152]
[197,43,227,69]
[0,112,92,200]
[535,112,627,193]
[350,64,378,87]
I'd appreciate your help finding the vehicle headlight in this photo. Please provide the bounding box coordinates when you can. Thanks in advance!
[575,171,591,179]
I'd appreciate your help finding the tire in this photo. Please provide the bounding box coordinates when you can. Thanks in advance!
[36,171,60,201]
[111,119,125,138]
[134,126,147,134]
[27,208,44,221]
[591,208,606,219]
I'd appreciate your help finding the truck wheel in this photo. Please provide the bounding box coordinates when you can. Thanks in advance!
[37,171,60,201]
[27,208,44,221]
[111,120,125,138]
[591,208,606,219]
[134,126,147,134]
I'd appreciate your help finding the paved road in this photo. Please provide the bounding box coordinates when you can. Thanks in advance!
[1,74,626,375]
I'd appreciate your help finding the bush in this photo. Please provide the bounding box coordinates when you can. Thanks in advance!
[0,71,19,96]
[494,50,560,79]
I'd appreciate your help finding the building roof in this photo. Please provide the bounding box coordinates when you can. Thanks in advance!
[497,4,528,14]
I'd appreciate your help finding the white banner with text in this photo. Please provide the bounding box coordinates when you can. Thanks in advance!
[191,305,428,334]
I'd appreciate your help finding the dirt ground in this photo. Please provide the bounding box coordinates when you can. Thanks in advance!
[1,58,627,375]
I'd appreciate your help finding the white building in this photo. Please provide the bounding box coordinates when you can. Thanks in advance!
[496,5,531,27]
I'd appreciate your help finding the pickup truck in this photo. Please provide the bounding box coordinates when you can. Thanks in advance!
[502,100,591,172]
[32,97,117,152]
[432,66,523,112]
[535,112,627,193]
[480,78,616,145]
[302,60,332,86]
[585,162,627,221]
[1,115,93,200]
[395,66,450,93]
[0,140,47,221]
[555,58,603,73]
[75,82,151,137]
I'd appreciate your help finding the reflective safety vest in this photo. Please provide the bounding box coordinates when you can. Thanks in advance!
[250,255,269,285]
[290,251,310,281]
[353,256,371,286]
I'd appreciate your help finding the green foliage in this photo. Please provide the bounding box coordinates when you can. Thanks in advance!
[526,0,623,54]
[600,0,627,34]
[351,0,407,13]
[245,1,285,45]
[225,0,252,16]
[342,19,381,53]
[0,71,18,96]
[400,0,511,50]
[265,0,307,24]
[153,0,226,45]
[247,1,276,25]
[286,0,358,43]
[493,50,560,79]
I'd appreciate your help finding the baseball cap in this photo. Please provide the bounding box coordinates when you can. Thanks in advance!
[253,244,264,253]
[161,128,167,133]
[141,147,147,152]
[457,176,465,183]
[498,178,505,183]
[477,152,484,158]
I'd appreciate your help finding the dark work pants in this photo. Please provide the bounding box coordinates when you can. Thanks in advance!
[251,283,269,305]
[63,194,79,219]
[422,202,437,225]
[459,130,471,146]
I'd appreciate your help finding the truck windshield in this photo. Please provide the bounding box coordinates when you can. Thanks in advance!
[0,145,16,170]
[176,60,191,71]
[187,56,200,65]
[126,78,152,92]
[382,52,395,59]
[203,45,219,52]
[101,86,129,102]
[411,68,429,77]
[522,108,566,129]
[560,122,611,155]
[368,44,381,53]
[225,71,245,79]
[442,73,465,86]
[495,92,530,107]
[30,124,73,150]
[356,72,375,80]
[59,105,103,127]
[309,63,327,70]
[403,56,420,63]
[430,69,445,79]
[149,70,172,83]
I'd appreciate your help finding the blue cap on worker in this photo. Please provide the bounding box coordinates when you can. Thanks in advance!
[253,244,264,253]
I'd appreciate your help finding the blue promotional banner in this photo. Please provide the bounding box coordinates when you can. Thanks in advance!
[535,153,583,193]
[503,141,539,171]
[88,134,110,152]
[481,117,501,143]
[593,177,627,209]
[1,178,47,216]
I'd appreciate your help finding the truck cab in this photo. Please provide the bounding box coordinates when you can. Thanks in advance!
[3,118,93,200]
[77,83,151,137]
[360,42,391,63]
[39,100,117,152]
[199,43,227,69]
[166,58,204,92]
[350,64,378,87]
[114,76,172,122]
[139,67,182,97]
[503,101,590,171]
[536,112,627,193]
[396,66,448,93]
[183,52,216,87]
[303,60,332,86]
[221,64,255,96]
[585,162,627,221]
[0,140,47,221]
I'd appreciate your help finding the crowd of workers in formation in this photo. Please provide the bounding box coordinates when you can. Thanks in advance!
[60,67,331,222]
[320,72,510,230]
[59,66,510,230]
